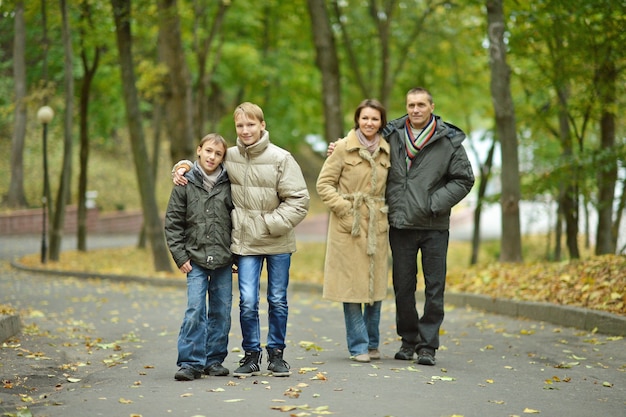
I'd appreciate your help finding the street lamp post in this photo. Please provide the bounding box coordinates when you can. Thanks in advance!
[37,106,54,264]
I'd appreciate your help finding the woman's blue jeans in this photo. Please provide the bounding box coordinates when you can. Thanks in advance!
[343,301,382,356]
[238,254,291,352]
[177,262,232,371]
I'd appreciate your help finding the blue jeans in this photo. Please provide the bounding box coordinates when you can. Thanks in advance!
[343,302,382,356]
[177,262,232,371]
[389,227,448,352]
[238,254,291,352]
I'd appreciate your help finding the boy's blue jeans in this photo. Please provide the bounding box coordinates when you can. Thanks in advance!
[177,262,232,371]
[237,254,291,352]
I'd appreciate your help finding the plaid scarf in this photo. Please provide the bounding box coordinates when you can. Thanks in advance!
[404,115,436,169]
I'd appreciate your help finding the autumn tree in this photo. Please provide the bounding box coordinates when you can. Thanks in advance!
[48,0,75,262]
[306,0,343,143]
[6,0,28,208]
[110,0,172,272]
[588,0,626,255]
[157,0,194,163]
[76,1,104,251]
[190,0,231,138]
[486,0,522,262]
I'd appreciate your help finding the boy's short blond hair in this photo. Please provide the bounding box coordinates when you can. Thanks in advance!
[233,102,264,122]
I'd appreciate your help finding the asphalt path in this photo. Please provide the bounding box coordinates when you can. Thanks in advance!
[1,232,625,417]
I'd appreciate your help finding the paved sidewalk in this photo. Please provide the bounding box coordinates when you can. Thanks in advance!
[1,220,625,417]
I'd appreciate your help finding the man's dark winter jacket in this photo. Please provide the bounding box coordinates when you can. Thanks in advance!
[165,164,234,269]
[383,114,475,230]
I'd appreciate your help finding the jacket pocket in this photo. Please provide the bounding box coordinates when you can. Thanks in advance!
[337,213,354,234]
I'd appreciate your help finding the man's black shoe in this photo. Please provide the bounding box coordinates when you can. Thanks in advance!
[204,363,229,376]
[416,349,436,366]
[175,367,201,381]
[394,346,416,360]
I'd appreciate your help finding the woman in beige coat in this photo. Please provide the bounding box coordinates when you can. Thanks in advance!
[316,99,390,362]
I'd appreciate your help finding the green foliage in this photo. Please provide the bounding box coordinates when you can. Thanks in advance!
[1,0,624,255]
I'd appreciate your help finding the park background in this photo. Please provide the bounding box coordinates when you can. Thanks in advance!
[0,1,624,317]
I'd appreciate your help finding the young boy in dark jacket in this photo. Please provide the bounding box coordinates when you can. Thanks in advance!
[165,133,234,381]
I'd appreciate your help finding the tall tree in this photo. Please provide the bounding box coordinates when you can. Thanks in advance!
[110,0,172,272]
[468,134,496,265]
[77,1,103,251]
[49,0,75,262]
[191,0,230,139]
[331,0,445,109]
[590,0,625,254]
[6,0,27,208]
[486,0,522,262]
[306,0,343,143]
[157,0,194,163]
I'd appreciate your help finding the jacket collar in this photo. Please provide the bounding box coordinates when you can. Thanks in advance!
[236,130,270,157]
[384,114,466,147]
[345,129,390,155]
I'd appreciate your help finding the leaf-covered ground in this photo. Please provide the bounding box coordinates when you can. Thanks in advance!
[446,255,626,316]
[16,248,625,316]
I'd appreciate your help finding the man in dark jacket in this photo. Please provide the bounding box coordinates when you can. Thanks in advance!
[383,87,474,366]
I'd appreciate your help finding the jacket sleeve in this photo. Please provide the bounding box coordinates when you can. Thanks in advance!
[430,144,475,215]
[172,159,193,175]
[164,185,189,268]
[264,155,310,236]
[316,139,352,217]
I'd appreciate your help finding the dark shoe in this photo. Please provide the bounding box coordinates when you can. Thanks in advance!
[416,349,436,366]
[204,363,229,376]
[267,348,291,377]
[394,345,416,361]
[233,351,262,377]
[175,367,201,381]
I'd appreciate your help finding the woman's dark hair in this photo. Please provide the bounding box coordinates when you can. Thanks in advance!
[353,99,387,132]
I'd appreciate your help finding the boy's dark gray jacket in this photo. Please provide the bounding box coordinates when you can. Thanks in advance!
[382,114,475,230]
[165,165,234,269]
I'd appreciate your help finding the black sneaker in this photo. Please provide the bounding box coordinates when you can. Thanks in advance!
[267,348,291,377]
[204,363,229,376]
[233,351,262,377]
[416,349,436,366]
[394,345,416,360]
[175,367,201,381]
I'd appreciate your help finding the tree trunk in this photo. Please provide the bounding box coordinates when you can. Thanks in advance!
[556,85,579,259]
[613,175,626,254]
[6,0,28,208]
[307,0,343,142]
[157,0,194,163]
[77,1,101,252]
[111,0,172,272]
[554,203,562,261]
[139,102,165,249]
[594,60,618,255]
[486,0,522,263]
[192,0,229,138]
[470,138,495,265]
[49,0,74,262]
